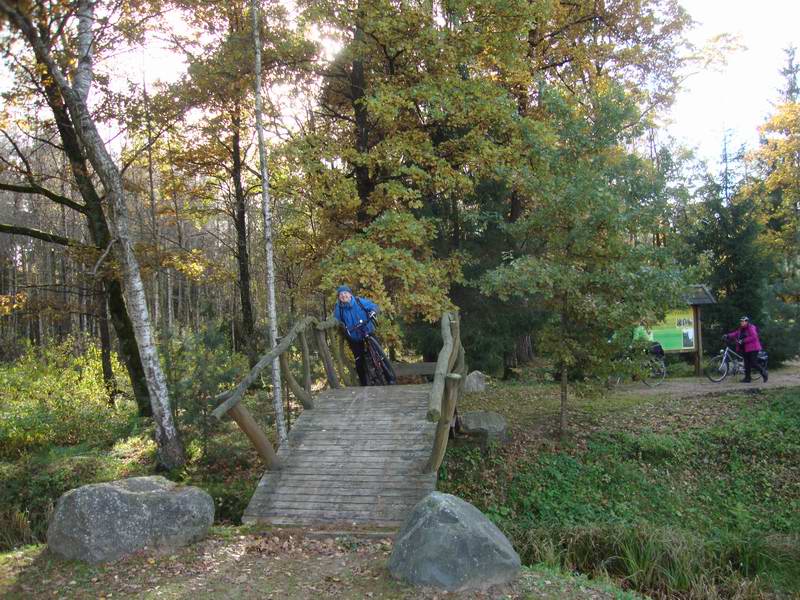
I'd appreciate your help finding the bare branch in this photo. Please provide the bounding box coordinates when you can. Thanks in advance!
[0,222,94,248]
[0,182,89,214]
[89,237,117,276]
[1,129,36,177]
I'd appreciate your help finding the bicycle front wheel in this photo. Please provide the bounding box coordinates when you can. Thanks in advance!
[705,355,728,382]
[643,357,666,387]
[364,339,388,386]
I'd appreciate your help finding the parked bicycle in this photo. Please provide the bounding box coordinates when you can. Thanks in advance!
[705,344,767,383]
[346,318,396,386]
[608,342,667,387]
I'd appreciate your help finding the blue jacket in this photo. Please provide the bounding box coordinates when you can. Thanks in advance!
[333,296,378,341]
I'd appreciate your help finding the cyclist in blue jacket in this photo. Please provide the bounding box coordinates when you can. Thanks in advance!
[333,285,392,385]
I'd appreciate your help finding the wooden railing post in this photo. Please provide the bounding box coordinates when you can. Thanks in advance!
[424,373,461,473]
[210,314,348,469]
[228,403,281,470]
[427,313,454,421]
[329,328,352,386]
[280,351,314,408]
[336,329,359,386]
[299,328,311,393]
[315,327,340,389]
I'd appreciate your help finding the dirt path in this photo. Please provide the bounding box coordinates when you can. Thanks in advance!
[0,530,639,599]
[615,361,800,401]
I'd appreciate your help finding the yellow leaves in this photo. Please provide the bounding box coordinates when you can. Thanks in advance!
[0,293,27,317]
[318,212,463,327]
[165,249,208,281]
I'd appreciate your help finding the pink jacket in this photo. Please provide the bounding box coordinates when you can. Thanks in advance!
[726,324,762,353]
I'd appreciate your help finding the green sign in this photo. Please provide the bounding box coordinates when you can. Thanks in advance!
[641,310,695,352]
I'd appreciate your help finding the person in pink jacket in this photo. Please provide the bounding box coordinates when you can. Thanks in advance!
[724,316,768,383]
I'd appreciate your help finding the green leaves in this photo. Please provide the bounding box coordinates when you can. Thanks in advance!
[481,83,684,397]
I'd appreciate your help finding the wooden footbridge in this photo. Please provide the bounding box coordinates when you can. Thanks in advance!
[212,312,465,529]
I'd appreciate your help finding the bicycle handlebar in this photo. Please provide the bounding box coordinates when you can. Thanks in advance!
[344,317,377,339]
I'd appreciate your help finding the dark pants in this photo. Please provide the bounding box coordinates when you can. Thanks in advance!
[743,350,767,381]
[346,338,368,386]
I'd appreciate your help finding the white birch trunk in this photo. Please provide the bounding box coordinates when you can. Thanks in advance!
[251,0,287,445]
[144,80,160,330]
[1,0,186,468]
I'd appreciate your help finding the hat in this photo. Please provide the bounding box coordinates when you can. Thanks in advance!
[336,285,352,294]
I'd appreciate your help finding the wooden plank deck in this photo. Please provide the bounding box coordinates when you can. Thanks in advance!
[242,383,437,529]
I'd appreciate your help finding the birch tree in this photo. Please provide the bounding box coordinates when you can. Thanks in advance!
[0,0,186,468]
[251,0,286,444]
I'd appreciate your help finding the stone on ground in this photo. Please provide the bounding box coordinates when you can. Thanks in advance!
[47,476,214,563]
[460,410,510,446]
[388,491,520,591]
[463,370,486,393]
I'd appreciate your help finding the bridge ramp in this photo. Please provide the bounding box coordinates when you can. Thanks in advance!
[243,383,437,529]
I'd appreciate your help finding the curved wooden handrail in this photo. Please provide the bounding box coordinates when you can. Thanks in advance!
[212,315,338,420]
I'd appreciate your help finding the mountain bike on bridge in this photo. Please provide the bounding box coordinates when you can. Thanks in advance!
[333,285,397,386]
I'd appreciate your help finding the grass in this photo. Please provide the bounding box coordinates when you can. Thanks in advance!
[442,380,800,599]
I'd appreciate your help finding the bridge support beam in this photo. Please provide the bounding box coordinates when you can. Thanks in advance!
[228,403,281,470]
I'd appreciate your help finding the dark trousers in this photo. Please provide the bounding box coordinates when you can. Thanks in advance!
[346,338,368,386]
[743,350,766,380]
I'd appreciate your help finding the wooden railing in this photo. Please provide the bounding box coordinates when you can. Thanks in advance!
[211,316,346,470]
[212,310,466,476]
[423,311,465,473]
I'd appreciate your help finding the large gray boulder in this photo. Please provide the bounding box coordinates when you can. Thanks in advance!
[460,410,510,446]
[463,370,486,393]
[47,476,214,563]
[389,492,520,591]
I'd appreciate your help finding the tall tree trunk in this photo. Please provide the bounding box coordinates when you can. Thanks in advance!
[559,305,568,436]
[97,284,115,403]
[144,80,160,329]
[350,7,374,227]
[2,0,186,468]
[35,49,152,417]
[252,0,287,444]
[166,269,174,331]
[230,105,256,360]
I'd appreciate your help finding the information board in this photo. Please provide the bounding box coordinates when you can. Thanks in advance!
[649,309,695,352]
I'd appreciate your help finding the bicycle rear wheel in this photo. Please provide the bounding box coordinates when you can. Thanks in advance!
[705,355,728,382]
[735,362,762,382]
[643,357,666,387]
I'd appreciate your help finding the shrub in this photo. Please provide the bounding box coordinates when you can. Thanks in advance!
[161,324,249,456]
[0,439,154,550]
[0,339,137,459]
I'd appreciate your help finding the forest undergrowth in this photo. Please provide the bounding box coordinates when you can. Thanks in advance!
[1,345,798,599]
[441,376,800,599]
